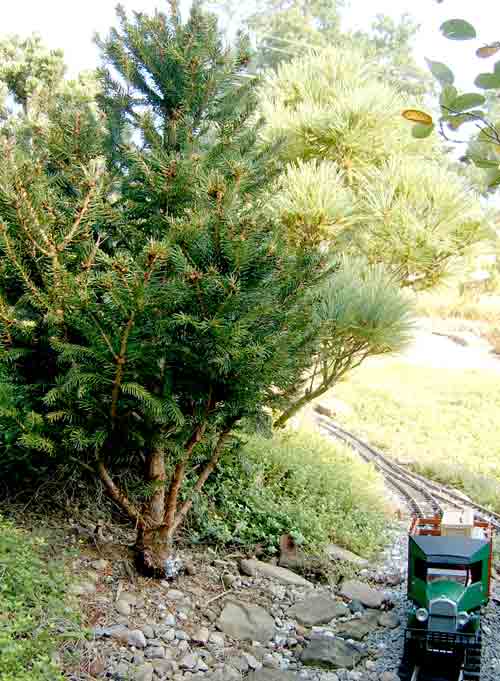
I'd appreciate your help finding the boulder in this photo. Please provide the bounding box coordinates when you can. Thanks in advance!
[301,635,366,669]
[340,580,384,609]
[218,601,276,642]
[325,544,368,567]
[288,594,349,626]
[336,611,380,641]
[239,559,312,586]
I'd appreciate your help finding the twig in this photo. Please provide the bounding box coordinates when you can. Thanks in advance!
[206,588,236,606]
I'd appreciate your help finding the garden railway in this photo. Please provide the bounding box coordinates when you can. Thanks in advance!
[316,414,500,533]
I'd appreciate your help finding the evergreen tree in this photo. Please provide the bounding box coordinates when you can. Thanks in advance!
[258,47,486,425]
[0,3,327,574]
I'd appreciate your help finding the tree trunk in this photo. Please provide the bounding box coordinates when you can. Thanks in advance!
[273,383,330,429]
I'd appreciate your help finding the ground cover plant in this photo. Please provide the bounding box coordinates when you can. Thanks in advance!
[188,430,388,557]
[0,515,79,681]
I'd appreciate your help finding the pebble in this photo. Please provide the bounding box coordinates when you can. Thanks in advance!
[115,599,132,616]
[128,630,147,649]
[193,626,210,644]
[180,653,198,670]
[134,663,154,681]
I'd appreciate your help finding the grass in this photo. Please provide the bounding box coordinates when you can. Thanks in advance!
[327,360,500,513]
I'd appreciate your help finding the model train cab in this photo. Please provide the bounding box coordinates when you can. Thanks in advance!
[399,511,492,680]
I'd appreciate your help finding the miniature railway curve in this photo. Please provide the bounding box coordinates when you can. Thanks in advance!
[316,414,500,533]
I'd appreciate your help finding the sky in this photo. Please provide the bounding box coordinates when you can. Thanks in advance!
[0,0,499,91]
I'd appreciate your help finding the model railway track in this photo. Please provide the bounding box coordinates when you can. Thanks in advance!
[317,415,500,532]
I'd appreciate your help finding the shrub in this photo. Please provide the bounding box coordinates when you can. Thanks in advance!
[0,516,78,681]
[189,430,387,557]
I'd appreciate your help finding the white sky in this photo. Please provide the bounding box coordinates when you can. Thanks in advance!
[0,0,499,92]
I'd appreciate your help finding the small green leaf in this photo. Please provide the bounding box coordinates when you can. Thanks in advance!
[450,93,486,112]
[412,123,435,139]
[440,85,458,108]
[440,19,476,41]
[425,58,454,85]
[447,114,475,130]
[469,157,500,169]
[475,73,500,89]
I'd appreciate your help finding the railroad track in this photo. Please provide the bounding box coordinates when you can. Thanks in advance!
[316,414,500,532]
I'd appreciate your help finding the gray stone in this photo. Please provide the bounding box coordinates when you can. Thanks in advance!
[193,626,210,645]
[120,592,139,606]
[160,628,176,642]
[69,581,97,596]
[301,635,366,669]
[377,611,401,629]
[115,662,130,679]
[379,673,399,681]
[222,665,242,681]
[116,599,132,616]
[336,611,379,641]
[228,656,249,673]
[197,659,209,672]
[348,600,365,615]
[143,625,155,639]
[167,589,185,601]
[244,653,263,671]
[262,654,281,669]
[134,663,154,681]
[325,544,368,566]
[91,559,109,571]
[288,595,348,626]
[176,629,190,640]
[128,629,147,648]
[239,559,311,587]
[247,670,299,681]
[145,646,166,659]
[209,632,225,647]
[164,613,177,626]
[153,660,176,675]
[218,602,275,642]
[180,653,199,670]
[339,581,384,609]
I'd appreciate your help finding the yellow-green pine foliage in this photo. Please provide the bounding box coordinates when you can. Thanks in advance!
[259,47,486,287]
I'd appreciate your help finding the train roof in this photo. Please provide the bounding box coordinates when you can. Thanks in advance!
[411,535,489,563]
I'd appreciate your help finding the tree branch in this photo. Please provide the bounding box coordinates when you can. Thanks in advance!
[97,460,141,523]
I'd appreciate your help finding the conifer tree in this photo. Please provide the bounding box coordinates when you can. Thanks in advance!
[0,3,327,574]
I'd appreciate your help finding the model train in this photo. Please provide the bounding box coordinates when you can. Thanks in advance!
[399,510,492,681]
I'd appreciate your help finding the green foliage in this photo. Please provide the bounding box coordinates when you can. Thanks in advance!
[0,516,78,681]
[189,430,387,556]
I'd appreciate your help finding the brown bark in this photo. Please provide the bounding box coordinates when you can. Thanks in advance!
[162,423,207,547]
[96,460,141,523]
[171,423,236,534]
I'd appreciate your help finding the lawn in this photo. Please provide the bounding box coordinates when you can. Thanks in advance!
[325,359,500,513]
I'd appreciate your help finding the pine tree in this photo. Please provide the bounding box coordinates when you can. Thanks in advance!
[0,3,327,574]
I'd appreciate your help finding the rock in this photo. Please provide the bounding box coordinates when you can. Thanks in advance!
[164,613,177,626]
[145,646,166,659]
[288,595,348,626]
[153,660,175,676]
[116,599,132,616]
[180,653,199,670]
[223,573,237,589]
[228,655,249,673]
[325,544,368,567]
[348,600,365,615]
[301,635,366,669]
[140,625,154,639]
[378,611,401,629]
[197,659,209,672]
[91,559,109,571]
[244,653,262,671]
[379,673,399,681]
[128,629,147,648]
[176,629,190,640]
[69,581,97,596]
[120,592,139,606]
[218,602,276,642]
[134,663,154,681]
[167,589,185,601]
[262,654,281,669]
[239,559,311,587]
[340,580,384,609]
[247,671,299,681]
[209,632,225,647]
[193,627,210,645]
[336,611,380,641]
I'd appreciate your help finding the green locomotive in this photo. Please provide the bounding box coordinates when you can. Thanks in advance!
[399,512,492,681]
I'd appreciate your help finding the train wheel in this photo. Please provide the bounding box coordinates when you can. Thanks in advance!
[462,633,482,681]
[398,639,415,681]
